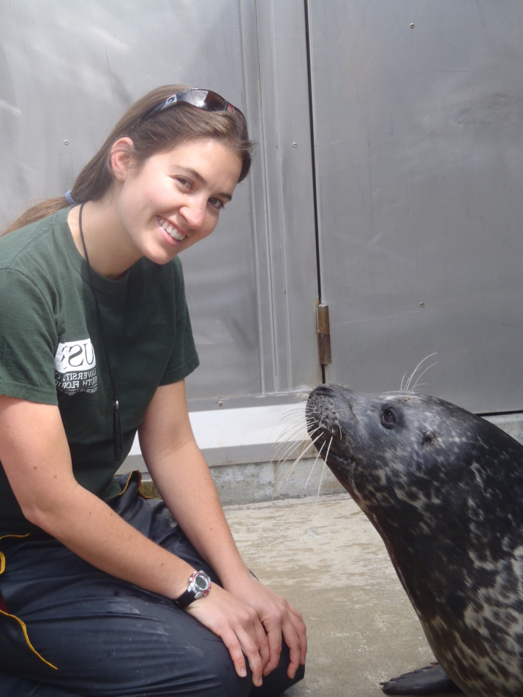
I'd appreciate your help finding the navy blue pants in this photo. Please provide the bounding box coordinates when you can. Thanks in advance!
[0,473,304,696]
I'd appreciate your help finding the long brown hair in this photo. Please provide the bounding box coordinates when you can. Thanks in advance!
[3,85,253,235]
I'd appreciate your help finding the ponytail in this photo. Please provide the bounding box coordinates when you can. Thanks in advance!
[2,197,70,236]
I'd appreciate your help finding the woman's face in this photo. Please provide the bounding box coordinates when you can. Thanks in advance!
[112,138,243,266]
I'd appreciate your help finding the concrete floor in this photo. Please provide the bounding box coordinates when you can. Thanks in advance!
[225,493,449,697]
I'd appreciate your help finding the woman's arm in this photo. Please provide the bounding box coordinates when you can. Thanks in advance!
[0,395,196,600]
[0,393,265,685]
[139,380,307,679]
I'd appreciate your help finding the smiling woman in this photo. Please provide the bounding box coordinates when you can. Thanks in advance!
[0,86,306,697]
[68,139,242,278]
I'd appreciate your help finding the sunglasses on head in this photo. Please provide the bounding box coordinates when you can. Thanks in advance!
[145,88,246,123]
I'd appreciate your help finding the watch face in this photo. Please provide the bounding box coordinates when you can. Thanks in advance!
[194,574,209,591]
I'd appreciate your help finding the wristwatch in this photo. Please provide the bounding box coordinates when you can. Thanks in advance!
[174,570,212,608]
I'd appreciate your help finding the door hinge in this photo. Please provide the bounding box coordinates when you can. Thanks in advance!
[316,302,332,366]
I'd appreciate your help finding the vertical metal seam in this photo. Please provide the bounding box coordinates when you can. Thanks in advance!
[248,0,272,395]
[303,0,326,382]
[265,0,285,389]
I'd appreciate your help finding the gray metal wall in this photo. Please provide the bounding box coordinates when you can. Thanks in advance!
[1,0,523,416]
[308,0,523,413]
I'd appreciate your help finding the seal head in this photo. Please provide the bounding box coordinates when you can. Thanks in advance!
[307,384,523,697]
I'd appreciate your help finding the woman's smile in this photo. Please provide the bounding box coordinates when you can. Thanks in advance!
[157,215,187,243]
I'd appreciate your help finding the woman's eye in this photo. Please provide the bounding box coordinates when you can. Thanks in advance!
[209,198,225,211]
[382,409,397,428]
[176,177,192,190]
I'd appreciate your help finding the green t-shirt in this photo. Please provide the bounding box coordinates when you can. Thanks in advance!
[0,207,199,534]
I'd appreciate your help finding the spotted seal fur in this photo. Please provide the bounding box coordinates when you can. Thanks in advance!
[306,384,523,697]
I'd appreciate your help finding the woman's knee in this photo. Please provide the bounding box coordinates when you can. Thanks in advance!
[193,643,252,697]
[251,642,306,697]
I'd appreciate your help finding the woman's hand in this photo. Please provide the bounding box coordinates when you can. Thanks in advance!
[184,583,270,687]
[185,577,306,686]
[224,573,307,680]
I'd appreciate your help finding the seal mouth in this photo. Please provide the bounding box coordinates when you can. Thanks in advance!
[315,428,356,466]
[306,409,353,467]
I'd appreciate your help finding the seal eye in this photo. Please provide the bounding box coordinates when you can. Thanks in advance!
[382,408,397,429]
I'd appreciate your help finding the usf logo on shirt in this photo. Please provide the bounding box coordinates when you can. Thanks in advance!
[54,339,98,394]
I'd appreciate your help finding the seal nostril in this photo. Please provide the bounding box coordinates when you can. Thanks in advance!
[422,432,435,447]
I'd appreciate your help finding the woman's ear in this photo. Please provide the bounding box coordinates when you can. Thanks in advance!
[109,137,134,182]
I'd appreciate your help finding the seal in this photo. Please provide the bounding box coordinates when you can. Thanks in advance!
[306,383,523,697]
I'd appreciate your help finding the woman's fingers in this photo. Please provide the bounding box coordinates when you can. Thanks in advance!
[253,612,271,671]
[261,606,303,678]
[261,619,283,676]
[230,577,307,679]
[185,585,266,686]
[186,578,307,685]
[220,621,264,686]
[280,604,307,678]
[286,602,308,669]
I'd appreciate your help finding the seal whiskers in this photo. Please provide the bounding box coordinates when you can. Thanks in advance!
[303,440,326,492]
[272,404,320,497]
[401,353,438,392]
[316,443,331,497]
[272,404,309,465]
[316,454,327,496]
[273,397,345,498]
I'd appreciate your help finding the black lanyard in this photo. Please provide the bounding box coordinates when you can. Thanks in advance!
[78,203,127,461]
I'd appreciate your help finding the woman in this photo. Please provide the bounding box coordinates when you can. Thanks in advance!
[0,85,306,696]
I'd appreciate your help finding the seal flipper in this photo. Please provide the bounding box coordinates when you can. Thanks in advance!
[381,663,462,695]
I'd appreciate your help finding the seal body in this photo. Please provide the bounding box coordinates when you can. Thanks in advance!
[306,384,523,697]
